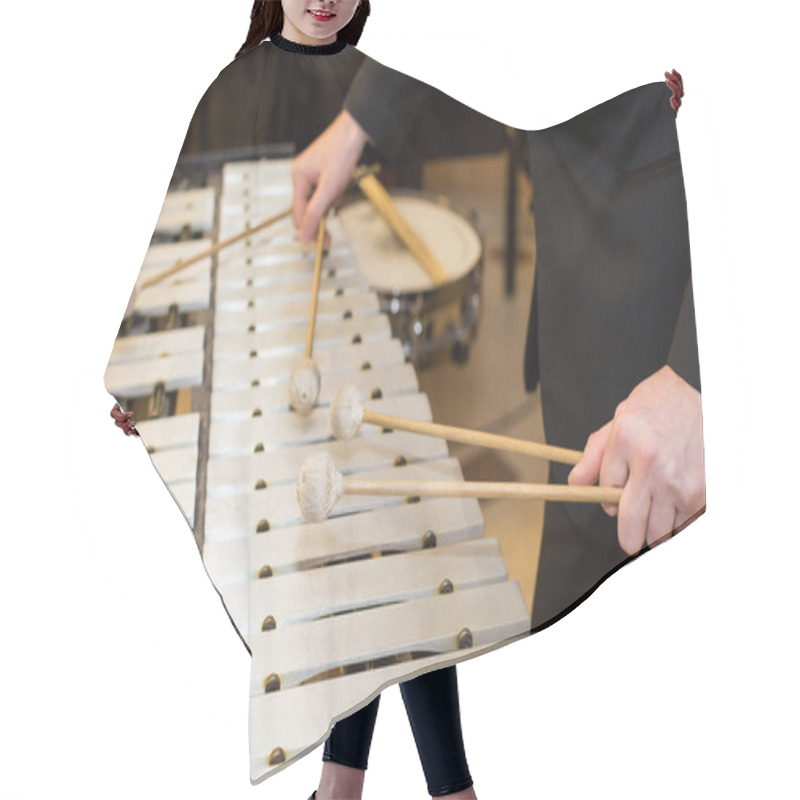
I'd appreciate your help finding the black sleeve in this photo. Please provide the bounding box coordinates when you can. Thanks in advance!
[344,56,435,159]
[667,276,702,392]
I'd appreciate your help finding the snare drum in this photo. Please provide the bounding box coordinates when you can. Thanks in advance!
[336,190,484,368]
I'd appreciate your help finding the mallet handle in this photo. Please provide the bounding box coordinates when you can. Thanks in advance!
[305,216,327,358]
[362,410,583,466]
[141,207,293,289]
[357,173,450,287]
[340,476,622,504]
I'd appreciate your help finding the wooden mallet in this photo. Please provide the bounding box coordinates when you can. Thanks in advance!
[356,172,449,287]
[297,452,622,523]
[140,206,293,289]
[288,216,327,413]
[330,383,583,466]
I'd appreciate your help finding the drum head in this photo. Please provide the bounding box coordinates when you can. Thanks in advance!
[336,196,482,294]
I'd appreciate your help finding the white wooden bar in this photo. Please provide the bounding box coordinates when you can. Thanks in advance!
[249,538,510,632]
[211,313,390,361]
[211,338,406,392]
[213,291,380,334]
[134,412,200,451]
[249,581,530,694]
[205,429,447,496]
[215,273,369,311]
[155,187,215,235]
[216,248,354,276]
[140,238,214,268]
[206,392,433,457]
[202,496,485,587]
[208,362,418,421]
[203,457,468,541]
[133,279,211,316]
[103,350,204,397]
[168,481,198,528]
[148,446,199,485]
[107,327,205,365]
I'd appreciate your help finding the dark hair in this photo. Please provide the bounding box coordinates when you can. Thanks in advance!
[236,1,370,58]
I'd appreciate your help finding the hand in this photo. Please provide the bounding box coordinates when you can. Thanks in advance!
[110,402,139,437]
[665,69,684,114]
[291,109,369,244]
[568,365,705,555]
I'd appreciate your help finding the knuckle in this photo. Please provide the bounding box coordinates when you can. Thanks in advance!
[613,417,632,449]
[636,438,659,470]
[662,460,682,494]
[679,475,705,511]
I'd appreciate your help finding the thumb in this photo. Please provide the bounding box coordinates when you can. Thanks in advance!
[568,421,612,486]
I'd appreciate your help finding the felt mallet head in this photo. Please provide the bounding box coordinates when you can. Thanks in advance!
[297,451,343,522]
[288,357,321,413]
[330,383,365,440]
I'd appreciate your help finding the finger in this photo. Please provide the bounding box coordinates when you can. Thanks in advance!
[665,70,684,98]
[568,421,612,487]
[599,420,631,517]
[292,164,316,233]
[111,406,135,425]
[645,496,677,550]
[300,189,324,244]
[301,180,337,244]
[617,473,651,555]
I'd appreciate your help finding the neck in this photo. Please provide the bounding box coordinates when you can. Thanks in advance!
[280,21,337,47]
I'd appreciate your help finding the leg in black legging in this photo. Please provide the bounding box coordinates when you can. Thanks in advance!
[323,694,381,770]
[400,666,473,797]
[322,667,473,797]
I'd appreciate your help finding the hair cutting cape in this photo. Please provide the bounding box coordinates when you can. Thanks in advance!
[103,34,704,782]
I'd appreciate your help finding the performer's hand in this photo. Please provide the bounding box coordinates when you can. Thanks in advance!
[665,69,684,114]
[568,365,705,555]
[110,402,139,437]
[292,110,369,244]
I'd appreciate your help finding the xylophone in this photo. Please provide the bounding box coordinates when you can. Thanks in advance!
[104,157,531,782]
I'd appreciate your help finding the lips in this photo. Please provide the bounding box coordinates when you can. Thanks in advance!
[308,9,335,21]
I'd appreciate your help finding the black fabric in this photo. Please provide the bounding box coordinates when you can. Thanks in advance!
[526,82,700,625]
[345,55,507,164]
[667,277,702,391]
[322,693,381,771]
[179,39,365,156]
[323,666,473,797]
[270,31,348,55]
[344,71,701,629]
